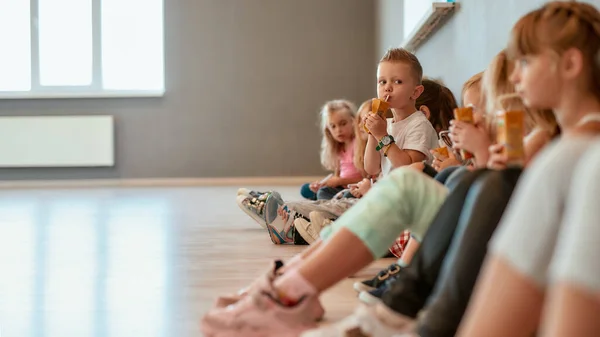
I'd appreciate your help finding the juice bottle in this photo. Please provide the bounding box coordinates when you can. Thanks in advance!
[364,96,391,133]
[496,110,525,167]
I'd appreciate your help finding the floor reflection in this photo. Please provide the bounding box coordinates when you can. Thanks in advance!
[0,195,173,337]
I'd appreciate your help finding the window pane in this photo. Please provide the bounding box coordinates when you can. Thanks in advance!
[102,0,164,91]
[0,1,31,91]
[39,0,93,86]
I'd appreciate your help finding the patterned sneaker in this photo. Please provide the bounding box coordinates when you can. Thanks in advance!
[236,191,283,229]
[353,262,402,293]
[300,302,415,337]
[201,273,320,337]
[264,203,300,245]
[237,188,268,198]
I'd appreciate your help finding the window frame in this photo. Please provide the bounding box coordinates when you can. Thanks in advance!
[0,0,165,100]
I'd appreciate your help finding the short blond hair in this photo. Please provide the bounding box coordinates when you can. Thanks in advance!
[379,48,423,84]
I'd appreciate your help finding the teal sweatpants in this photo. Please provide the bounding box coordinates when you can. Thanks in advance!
[320,167,449,259]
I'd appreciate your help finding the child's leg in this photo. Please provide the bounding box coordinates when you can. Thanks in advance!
[542,142,600,337]
[415,168,522,337]
[300,183,317,200]
[281,167,448,293]
[372,169,489,317]
[457,138,595,337]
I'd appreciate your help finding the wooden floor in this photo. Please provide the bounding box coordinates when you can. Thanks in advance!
[0,185,391,336]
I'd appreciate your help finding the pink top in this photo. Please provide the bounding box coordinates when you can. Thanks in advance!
[339,141,363,179]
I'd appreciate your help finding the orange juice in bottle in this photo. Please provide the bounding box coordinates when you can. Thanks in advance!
[453,107,474,160]
[364,96,391,133]
[496,110,525,167]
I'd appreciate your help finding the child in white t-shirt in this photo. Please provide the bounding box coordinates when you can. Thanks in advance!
[364,49,439,177]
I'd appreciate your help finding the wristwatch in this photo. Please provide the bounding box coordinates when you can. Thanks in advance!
[376,135,395,151]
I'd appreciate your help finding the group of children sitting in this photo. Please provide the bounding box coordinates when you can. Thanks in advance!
[202,2,600,336]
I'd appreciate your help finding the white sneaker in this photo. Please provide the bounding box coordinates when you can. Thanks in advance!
[301,302,415,337]
[309,211,333,229]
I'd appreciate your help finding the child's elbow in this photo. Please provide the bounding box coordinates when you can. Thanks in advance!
[365,165,379,177]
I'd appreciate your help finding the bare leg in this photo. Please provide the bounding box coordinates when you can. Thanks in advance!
[457,257,543,337]
[298,228,373,291]
[541,283,600,337]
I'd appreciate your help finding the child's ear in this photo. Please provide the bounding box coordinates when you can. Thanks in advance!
[419,105,431,120]
[411,84,425,100]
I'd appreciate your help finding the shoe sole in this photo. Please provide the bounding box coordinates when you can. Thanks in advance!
[353,281,376,293]
[293,218,317,245]
[358,290,382,306]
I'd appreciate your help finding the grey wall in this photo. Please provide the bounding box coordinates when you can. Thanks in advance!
[376,0,404,60]
[388,0,600,100]
[0,0,375,180]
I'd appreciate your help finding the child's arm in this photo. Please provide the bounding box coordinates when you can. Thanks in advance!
[383,144,426,167]
[364,134,382,176]
[324,175,363,188]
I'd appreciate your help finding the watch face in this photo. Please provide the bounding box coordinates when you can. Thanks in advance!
[383,136,392,145]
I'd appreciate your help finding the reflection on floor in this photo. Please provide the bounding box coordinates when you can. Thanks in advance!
[0,186,389,336]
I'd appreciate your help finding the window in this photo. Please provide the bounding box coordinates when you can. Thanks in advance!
[0,0,164,99]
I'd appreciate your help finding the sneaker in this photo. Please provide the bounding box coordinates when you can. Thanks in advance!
[265,203,299,245]
[358,272,401,305]
[201,273,320,337]
[353,262,402,293]
[236,191,283,229]
[293,218,322,245]
[237,188,268,198]
[214,260,285,308]
[300,302,414,337]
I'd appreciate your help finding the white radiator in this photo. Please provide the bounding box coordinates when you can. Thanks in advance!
[0,115,114,168]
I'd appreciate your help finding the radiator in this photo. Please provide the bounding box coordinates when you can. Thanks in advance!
[0,115,114,168]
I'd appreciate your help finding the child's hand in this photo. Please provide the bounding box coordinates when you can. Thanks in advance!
[487,144,508,170]
[365,114,388,140]
[431,149,461,172]
[309,181,322,193]
[449,120,491,155]
[350,178,371,198]
[409,161,426,172]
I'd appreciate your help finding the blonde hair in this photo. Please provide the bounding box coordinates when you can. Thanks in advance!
[461,72,484,107]
[508,1,600,100]
[483,49,558,138]
[380,48,423,84]
[319,100,357,171]
[353,100,371,177]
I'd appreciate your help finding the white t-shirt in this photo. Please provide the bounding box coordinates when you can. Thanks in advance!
[380,111,439,176]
